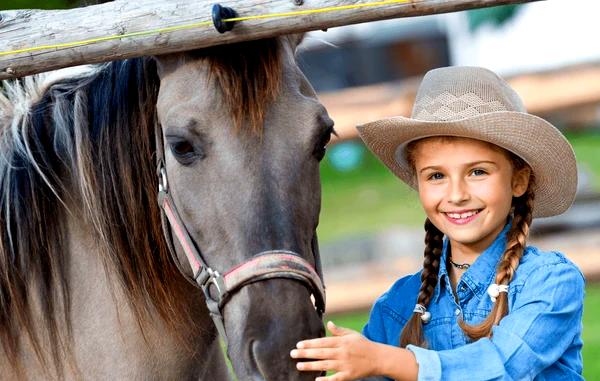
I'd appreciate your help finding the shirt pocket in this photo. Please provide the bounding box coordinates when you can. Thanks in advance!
[423,316,456,350]
[463,307,492,325]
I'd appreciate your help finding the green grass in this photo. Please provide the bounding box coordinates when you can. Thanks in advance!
[317,129,600,243]
[583,284,600,378]
[326,283,600,379]
[318,145,424,242]
[565,129,600,189]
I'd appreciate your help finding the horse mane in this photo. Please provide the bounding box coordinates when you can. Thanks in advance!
[0,37,283,376]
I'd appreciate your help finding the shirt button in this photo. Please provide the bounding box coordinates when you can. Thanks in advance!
[455,308,461,316]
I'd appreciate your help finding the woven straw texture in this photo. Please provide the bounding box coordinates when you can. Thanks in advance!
[356,66,577,218]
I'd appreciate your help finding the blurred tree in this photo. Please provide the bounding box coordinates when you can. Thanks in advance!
[1,0,79,9]
[0,0,113,10]
[468,4,523,31]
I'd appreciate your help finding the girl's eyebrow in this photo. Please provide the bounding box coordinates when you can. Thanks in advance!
[419,160,498,174]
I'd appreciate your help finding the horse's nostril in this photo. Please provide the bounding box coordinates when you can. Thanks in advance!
[251,340,269,379]
[226,280,326,380]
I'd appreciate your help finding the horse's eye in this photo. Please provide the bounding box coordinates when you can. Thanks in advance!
[313,126,336,161]
[172,141,194,156]
[169,139,200,165]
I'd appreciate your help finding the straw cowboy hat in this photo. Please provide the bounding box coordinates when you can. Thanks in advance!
[356,66,577,218]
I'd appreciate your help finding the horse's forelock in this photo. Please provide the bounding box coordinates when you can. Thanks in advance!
[200,37,284,133]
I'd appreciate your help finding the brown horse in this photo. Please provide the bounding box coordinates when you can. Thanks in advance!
[0,36,333,380]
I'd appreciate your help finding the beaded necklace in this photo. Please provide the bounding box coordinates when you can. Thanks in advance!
[448,256,471,270]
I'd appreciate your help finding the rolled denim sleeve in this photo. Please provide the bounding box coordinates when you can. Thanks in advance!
[412,262,584,380]
[407,344,442,381]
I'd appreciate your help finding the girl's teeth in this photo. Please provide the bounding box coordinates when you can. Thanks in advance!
[448,210,478,219]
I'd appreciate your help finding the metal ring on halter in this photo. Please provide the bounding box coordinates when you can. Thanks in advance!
[158,167,168,192]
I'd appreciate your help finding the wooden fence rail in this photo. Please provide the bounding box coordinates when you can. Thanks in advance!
[0,0,541,79]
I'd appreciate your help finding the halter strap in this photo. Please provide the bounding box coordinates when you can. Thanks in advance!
[222,251,325,311]
[153,121,326,345]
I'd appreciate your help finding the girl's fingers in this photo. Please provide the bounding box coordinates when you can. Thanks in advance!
[296,336,340,349]
[296,359,337,372]
[290,347,337,360]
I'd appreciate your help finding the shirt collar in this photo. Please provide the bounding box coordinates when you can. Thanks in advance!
[433,221,511,303]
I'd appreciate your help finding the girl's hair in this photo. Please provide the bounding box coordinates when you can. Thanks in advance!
[400,137,535,348]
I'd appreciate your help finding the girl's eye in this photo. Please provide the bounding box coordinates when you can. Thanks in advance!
[471,169,487,176]
[428,172,444,181]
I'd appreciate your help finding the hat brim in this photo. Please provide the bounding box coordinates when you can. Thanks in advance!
[356,111,577,218]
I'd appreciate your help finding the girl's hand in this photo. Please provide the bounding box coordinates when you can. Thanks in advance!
[290,321,381,381]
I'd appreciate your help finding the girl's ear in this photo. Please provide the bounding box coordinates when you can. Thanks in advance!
[512,167,531,197]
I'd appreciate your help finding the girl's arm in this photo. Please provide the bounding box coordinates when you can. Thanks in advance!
[293,260,585,381]
[290,321,419,381]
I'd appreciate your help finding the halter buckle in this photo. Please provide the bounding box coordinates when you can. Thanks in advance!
[202,268,227,305]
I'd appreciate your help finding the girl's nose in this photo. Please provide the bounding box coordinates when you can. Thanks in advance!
[448,178,470,204]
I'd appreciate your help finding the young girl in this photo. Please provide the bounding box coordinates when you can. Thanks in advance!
[290,66,584,380]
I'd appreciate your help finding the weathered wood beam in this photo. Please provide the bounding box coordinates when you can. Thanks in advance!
[0,0,541,79]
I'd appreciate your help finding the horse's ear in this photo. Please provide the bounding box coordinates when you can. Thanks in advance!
[286,33,306,54]
[152,53,185,79]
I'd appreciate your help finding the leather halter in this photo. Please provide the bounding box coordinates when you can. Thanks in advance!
[154,123,326,345]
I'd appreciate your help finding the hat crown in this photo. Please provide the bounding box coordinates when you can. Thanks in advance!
[412,66,526,122]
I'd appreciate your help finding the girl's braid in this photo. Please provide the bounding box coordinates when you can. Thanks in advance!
[399,218,443,347]
[459,186,535,339]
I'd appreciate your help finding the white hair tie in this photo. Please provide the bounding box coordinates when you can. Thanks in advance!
[413,303,431,323]
[487,284,509,303]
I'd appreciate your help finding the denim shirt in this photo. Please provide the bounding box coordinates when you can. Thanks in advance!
[362,224,585,380]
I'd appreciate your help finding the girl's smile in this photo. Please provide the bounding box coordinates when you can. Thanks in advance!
[412,137,530,256]
[443,208,483,225]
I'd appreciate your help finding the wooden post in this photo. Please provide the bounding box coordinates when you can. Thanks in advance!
[0,0,541,79]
